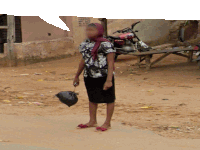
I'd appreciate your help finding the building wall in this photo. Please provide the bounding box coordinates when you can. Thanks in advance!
[21,16,69,42]
[2,37,74,66]
[169,20,200,42]
[5,17,199,67]
[0,16,76,67]
[107,19,171,44]
[71,18,171,47]
[65,16,73,37]
[71,17,100,49]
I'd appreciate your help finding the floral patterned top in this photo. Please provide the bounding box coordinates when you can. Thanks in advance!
[79,39,116,78]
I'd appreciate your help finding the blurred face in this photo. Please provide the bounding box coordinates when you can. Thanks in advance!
[86,26,98,39]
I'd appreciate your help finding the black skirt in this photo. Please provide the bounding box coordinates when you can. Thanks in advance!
[84,76,116,103]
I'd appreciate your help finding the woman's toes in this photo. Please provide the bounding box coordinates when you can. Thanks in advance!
[101,124,111,129]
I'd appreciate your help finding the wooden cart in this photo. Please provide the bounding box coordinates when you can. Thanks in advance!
[128,48,197,70]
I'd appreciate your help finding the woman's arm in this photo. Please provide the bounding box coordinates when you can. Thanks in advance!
[106,52,115,82]
[75,57,85,78]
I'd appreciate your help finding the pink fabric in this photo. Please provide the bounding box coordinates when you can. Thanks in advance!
[90,23,115,71]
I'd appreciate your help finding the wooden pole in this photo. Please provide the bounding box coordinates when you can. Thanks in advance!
[7,15,17,67]
[98,18,107,37]
[145,55,151,70]
[103,18,107,37]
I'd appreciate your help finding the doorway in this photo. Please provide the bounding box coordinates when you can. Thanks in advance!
[0,14,22,53]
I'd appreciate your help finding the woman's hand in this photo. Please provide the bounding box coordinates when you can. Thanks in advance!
[103,81,112,90]
[73,76,80,87]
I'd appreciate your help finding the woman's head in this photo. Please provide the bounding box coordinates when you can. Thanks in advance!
[85,23,110,61]
[86,23,104,40]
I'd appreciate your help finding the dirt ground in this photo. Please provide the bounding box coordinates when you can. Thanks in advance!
[0,53,200,140]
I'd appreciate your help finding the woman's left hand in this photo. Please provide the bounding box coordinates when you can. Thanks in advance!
[103,81,112,90]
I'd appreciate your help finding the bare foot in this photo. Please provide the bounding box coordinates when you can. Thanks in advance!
[77,121,97,128]
[85,121,98,127]
[100,123,111,129]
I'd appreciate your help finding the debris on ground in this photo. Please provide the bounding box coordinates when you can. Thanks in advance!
[4,87,11,89]
[3,100,11,103]
[0,139,10,142]
[141,106,153,109]
[16,96,24,99]
[32,102,43,105]
[169,126,179,129]
[49,71,56,75]
[147,89,154,92]
[18,101,25,104]
[37,79,44,81]
[20,74,29,76]
[34,73,42,75]
[179,103,186,106]
[162,99,169,100]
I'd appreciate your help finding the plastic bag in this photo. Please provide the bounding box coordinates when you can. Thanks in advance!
[55,91,78,107]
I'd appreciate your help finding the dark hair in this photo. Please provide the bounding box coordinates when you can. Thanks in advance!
[87,23,97,27]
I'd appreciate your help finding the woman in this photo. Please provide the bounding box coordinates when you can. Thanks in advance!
[73,23,116,132]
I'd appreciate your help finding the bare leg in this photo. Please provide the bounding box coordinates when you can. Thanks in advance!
[80,102,98,127]
[101,102,115,128]
[89,101,98,124]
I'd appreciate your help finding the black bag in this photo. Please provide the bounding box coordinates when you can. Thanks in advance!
[55,91,78,107]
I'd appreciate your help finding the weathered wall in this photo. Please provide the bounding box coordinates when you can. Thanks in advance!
[21,16,70,42]
[2,37,74,66]
[132,19,171,42]
[169,20,200,42]
[184,21,199,40]
[0,16,78,67]
[4,17,196,67]
[71,17,100,49]
[71,19,171,47]
[107,19,144,35]
[107,19,171,44]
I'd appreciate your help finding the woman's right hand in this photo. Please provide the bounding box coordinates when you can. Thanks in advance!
[73,76,80,87]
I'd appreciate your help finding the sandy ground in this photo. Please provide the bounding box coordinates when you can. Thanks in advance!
[1,114,200,150]
[0,53,200,148]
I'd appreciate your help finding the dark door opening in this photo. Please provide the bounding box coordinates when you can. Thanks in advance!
[0,14,22,53]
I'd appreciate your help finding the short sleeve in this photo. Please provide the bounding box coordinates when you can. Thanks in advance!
[79,42,84,53]
[101,42,116,54]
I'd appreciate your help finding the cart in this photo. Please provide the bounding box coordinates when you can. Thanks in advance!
[128,47,198,70]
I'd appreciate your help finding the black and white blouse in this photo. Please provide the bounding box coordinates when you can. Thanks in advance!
[79,39,116,78]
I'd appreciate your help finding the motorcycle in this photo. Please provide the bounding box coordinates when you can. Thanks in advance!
[193,44,200,69]
[106,21,152,60]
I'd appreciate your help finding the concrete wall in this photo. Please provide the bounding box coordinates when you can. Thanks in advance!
[169,20,200,42]
[107,19,144,35]
[0,17,179,67]
[107,19,171,43]
[21,16,71,42]
[132,19,171,42]
[71,19,171,47]
[71,17,100,49]
[1,37,74,66]
[0,15,75,66]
